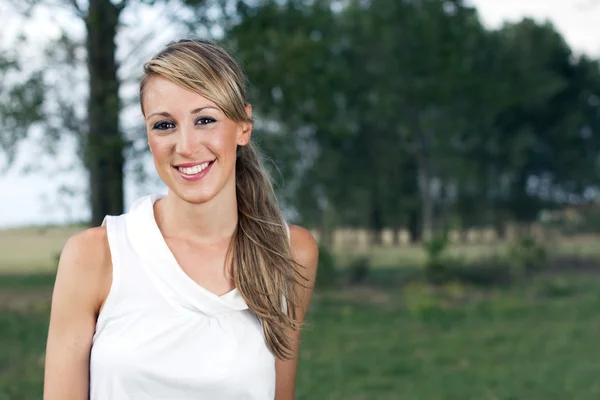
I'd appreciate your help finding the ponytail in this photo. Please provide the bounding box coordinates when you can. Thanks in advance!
[230,142,307,360]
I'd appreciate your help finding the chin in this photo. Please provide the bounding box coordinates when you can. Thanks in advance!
[180,191,218,205]
[170,185,221,205]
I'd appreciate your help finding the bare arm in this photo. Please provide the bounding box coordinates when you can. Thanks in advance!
[43,227,112,400]
[275,225,319,400]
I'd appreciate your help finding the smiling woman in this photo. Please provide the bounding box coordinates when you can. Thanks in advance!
[142,74,245,204]
[43,39,319,400]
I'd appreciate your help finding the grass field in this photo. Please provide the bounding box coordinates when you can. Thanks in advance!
[0,226,82,273]
[3,227,600,399]
[2,225,600,272]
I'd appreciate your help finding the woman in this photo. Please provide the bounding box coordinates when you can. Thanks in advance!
[43,39,319,400]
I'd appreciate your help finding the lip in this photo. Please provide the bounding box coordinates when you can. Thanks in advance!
[173,160,215,168]
[173,160,214,182]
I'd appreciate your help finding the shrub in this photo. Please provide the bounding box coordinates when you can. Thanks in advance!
[423,235,451,285]
[451,256,514,287]
[508,236,548,278]
[347,256,371,285]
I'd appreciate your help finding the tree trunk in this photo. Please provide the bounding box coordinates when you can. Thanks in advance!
[460,228,469,244]
[407,209,421,243]
[392,223,403,246]
[85,0,125,226]
[369,186,384,246]
[415,129,434,241]
[319,206,335,249]
[493,211,507,240]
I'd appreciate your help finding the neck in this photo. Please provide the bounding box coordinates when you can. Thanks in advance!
[155,180,238,244]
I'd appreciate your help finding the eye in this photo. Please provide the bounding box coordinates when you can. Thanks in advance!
[196,117,216,125]
[152,121,175,130]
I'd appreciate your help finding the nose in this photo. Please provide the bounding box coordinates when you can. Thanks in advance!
[175,125,203,158]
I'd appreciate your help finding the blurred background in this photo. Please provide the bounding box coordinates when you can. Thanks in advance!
[2,0,600,398]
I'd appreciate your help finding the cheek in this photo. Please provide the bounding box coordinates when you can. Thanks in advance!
[210,128,240,156]
[148,136,172,161]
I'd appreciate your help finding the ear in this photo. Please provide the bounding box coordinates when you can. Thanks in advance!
[237,104,253,146]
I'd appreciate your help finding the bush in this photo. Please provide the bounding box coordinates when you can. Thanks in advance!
[423,235,451,285]
[451,256,514,287]
[420,235,549,288]
[508,236,548,278]
[315,245,337,289]
[347,256,371,285]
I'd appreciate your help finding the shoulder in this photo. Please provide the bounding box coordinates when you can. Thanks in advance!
[288,225,319,280]
[61,226,110,267]
[55,226,112,311]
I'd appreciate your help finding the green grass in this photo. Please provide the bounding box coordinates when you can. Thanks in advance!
[0,274,54,400]
[295,274,600,400]
[3,270,600,399]
[2,228,600,398]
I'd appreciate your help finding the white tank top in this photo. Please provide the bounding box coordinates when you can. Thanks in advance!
[89,194,277,399]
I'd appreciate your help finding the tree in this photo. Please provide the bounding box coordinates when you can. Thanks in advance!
[225,0,600,245]
[491,19,600,227]
[83,0,126,225]
[225,0,500,242]
[225,0,349,244]
[0,48,45,170]
[7,0,211,226]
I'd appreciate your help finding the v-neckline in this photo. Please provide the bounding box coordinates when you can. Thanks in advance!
[125,194,248,316]
[149,195,238,299]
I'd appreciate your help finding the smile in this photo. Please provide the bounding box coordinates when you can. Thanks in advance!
[173,160,215,181]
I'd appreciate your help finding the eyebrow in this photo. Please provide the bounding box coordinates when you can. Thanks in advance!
[146,106,219,120]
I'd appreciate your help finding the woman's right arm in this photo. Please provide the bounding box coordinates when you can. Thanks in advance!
[43,227,112,400]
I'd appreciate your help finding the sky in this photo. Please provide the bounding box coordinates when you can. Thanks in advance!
[0,0,600,228]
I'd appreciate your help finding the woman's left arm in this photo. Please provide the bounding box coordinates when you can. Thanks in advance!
[275,225,319,400]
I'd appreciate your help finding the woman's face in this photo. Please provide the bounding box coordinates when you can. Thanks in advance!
[142,76,252,205]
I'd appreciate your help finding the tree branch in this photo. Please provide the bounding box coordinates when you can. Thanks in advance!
[115,0,130,13]
[66,0,86,19]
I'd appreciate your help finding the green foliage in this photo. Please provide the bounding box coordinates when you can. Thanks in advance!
[225,0,600,239]
[0,52,45,169]
[347,256,371,285]
[429,239,548,288]
[422,235,452,284]
[421,236,549,288]
[508,236,548,278]
[315,245,337,289]
[418,233,551,288]
[544,207,600,236]
[535,277,576,298]
[7,0,600,244]
[450,256,514,287]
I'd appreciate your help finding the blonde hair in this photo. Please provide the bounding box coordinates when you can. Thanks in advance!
[140,39,305,360]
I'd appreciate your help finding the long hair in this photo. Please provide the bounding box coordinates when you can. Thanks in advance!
[139,39,305,360]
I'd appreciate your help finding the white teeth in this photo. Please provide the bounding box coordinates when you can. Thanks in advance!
[178,162,211,175]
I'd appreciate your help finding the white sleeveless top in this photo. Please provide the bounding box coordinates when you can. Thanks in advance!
[89,194,277,399]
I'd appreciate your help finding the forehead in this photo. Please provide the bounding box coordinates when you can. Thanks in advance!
[142,75,218,113]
